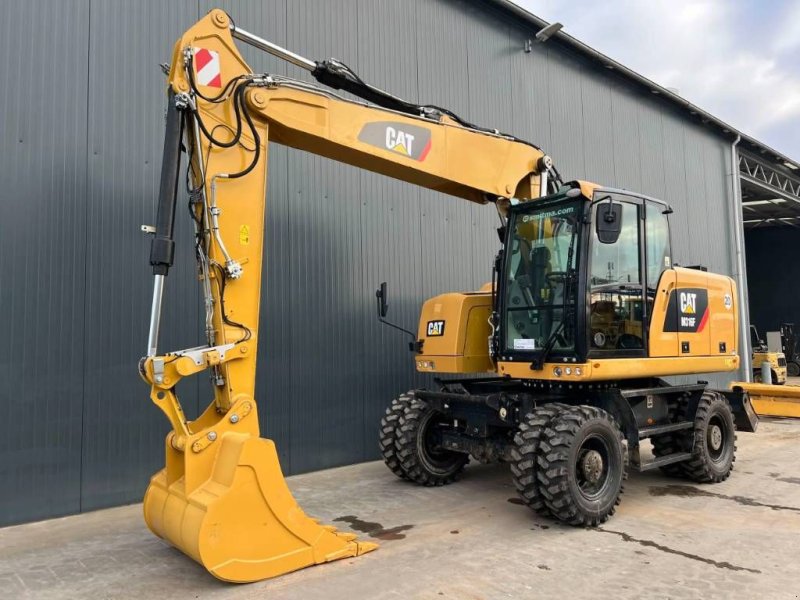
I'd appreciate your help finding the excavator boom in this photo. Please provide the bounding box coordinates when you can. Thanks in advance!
[140,9,554,583]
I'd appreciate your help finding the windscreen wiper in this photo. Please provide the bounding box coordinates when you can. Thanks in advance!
[530,320,565,371]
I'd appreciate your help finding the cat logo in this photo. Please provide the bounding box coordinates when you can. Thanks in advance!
[427,320,445,337]
[358,121,432,161]
[664,288,709,333]
[385,126,415,155]
[680,292,697,315]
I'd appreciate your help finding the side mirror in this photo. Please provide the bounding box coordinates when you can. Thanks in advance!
[596,201,623,244]
[376,282,388,318]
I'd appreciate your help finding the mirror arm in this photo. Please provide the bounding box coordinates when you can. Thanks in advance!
[378,316,423,352]
[374,283,424,353]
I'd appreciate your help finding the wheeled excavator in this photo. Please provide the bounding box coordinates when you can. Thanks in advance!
[141,9,759,584]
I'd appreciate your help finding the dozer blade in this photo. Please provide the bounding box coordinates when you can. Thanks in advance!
[143,434,377,583]
[732,382,800,418]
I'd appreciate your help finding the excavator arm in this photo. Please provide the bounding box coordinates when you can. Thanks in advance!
[139,9,554,583]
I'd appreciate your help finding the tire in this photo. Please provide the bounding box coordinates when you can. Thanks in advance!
[396,398,468,486]
[509,403,569,516]
[379,392,415,480]
[682,391,737,483]
[753,370,782,385]
[788,362,800,378]
[537,406,627,526]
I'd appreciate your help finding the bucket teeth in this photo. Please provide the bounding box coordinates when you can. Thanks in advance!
[355,541,379,555]
[337,532,357,542]
[322,524,337,532]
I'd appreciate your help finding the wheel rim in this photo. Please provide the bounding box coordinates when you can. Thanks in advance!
[574,434,612,499]
[417,410,460,474]
[706,415,729,462]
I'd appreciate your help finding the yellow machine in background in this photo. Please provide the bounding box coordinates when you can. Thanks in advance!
[752,351,787,384]
[750,326,787,384]
[141,10,758,584]
[731,326,800,418]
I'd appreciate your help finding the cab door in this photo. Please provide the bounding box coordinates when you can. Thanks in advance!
[587,194,646,357]
[644,201,677,357]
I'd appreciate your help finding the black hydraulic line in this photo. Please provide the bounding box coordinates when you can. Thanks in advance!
[311,60,426,118]
[150,91,185,276]
[310,59,550,160]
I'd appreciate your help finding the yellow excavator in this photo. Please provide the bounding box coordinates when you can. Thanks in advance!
[141,10,759,583]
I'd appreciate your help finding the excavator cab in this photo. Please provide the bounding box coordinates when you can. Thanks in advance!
[415,183,739,379]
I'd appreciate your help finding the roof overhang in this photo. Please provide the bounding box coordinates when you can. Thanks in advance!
[481,0,800,174]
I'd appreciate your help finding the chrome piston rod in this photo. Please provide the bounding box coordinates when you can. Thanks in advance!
[147,274,165,357]
[231,25,316,71]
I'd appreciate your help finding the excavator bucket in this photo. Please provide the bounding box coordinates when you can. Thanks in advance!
[731,382,800,418]
[143,432,377,583]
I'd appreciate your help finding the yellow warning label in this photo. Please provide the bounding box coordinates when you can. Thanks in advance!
[239,224,250,245]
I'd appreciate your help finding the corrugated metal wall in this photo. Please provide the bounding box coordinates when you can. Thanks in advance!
[0,0,740,526]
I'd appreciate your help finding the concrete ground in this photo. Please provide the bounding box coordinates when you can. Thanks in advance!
[3,419,800,600]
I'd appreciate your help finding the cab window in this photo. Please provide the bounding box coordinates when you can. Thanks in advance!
[645,201,671,289]
[589,197,645,353]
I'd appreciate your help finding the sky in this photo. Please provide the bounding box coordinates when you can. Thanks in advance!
[512,0,800,161]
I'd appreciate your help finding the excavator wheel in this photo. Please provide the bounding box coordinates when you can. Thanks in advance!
[681,391,737,483]
[379,392,415,479]
[509,403,570,516]
[537,405,627,527]
[395,397,468,486]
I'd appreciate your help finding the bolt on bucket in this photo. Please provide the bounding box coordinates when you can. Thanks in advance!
[143,420,377,583]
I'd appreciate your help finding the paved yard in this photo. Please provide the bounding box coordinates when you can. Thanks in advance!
[2,418,800,600]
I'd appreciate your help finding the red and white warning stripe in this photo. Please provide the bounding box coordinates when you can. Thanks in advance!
[193,47,221,88]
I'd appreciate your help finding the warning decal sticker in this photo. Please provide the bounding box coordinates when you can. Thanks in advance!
[194,48,221,88]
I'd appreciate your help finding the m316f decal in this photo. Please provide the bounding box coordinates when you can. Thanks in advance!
[663,288,709,333]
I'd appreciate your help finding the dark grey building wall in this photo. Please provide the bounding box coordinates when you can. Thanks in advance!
[745,228,800,335]
[0,0,740,526]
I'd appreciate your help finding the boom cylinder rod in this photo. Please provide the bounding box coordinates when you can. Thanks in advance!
[231,25,316,71]
[147,275,165,357]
